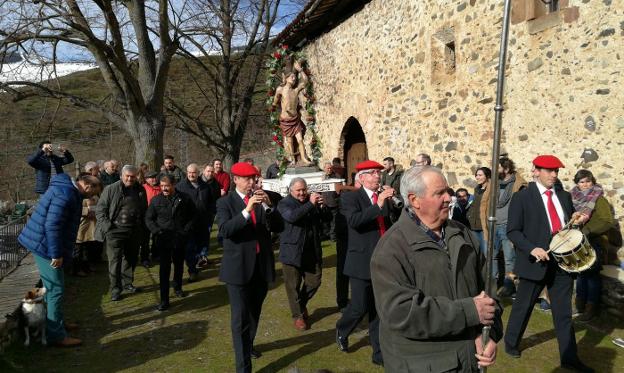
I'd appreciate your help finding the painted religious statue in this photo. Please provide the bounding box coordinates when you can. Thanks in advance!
[272,60,314,166]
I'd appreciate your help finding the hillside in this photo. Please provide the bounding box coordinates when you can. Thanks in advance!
[0,55,272,201]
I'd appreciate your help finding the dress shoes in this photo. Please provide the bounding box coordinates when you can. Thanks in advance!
[336,330,348,352]
[111,293,121,301]
[174,289,187,298]
[294,317,308,331]
[504,343,521,358]
[251,348,262,359]
[53,336,82,347]
[561,360,594,373]
[157,302,170,312]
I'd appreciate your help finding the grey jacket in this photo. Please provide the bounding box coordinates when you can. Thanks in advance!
[371,211,503,373]
[95,181,148,241]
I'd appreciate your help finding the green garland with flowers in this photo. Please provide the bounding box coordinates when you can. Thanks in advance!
[266,44,322,176]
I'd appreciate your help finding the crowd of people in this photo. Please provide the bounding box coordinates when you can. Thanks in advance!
[17,140,620,372]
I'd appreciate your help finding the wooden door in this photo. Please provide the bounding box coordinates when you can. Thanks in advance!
[346,142,368,185]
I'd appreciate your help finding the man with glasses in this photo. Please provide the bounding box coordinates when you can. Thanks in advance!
[335,160,400,367]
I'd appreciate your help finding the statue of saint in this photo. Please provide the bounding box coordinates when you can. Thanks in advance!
[272,60,314,166]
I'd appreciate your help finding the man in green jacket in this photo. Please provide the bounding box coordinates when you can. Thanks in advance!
[96,165,148,301]
[371,166,503,372]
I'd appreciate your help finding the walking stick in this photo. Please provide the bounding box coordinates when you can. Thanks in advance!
[481,0,513,372]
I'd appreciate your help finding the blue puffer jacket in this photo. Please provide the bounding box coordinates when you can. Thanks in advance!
[18,173,82,262]
[27,149,74,194]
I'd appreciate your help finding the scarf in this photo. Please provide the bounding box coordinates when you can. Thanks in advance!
[571,184,603,217]
[497,174,516,208]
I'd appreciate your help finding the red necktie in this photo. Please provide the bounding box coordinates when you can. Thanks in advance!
[545,190,562,234]
[243,195,260,253]
[371,193,387,236]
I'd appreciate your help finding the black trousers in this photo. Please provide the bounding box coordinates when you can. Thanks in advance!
[504,266,578,364]
[105,228,139,295]
[335,277,381,361]
[226,260,268,373]
[158,245,184,305]
[139,228,151,262]
[335,234,349,308]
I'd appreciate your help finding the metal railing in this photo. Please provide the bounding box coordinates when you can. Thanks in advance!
[0,215,28,279]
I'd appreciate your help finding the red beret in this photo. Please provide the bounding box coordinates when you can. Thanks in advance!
[355,160,384,171]
[532,155,565,169]
[231,162,259,177]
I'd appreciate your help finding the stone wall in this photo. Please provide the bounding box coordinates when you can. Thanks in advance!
[303,0,623,261]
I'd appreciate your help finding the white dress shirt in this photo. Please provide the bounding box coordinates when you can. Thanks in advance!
[236,189,251,220]
[363,187,376,206]
[535,181,565,232]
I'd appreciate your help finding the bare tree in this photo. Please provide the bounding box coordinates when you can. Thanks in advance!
[0,0,188,170]
[169,0,284,168]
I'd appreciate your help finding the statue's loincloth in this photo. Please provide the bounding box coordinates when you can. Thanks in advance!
[280,116,305,137]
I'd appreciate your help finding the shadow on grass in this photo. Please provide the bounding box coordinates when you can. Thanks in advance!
[254,328,359,373]
[514,308,622,372]
[106,282,229,328]
[97,320,209,371]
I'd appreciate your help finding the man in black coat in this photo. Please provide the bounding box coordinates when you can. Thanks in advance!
[277,177,330,331]
[504,155,593,373]
[335,160,400,367]
[217,162,282,373]
[176,163,216,279]
[27,141,74,194]
[145,175,196,311]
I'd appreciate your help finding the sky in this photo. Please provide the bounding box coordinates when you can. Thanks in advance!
[1,0,305,63]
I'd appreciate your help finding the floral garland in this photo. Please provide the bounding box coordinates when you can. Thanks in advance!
[266,44,322,176]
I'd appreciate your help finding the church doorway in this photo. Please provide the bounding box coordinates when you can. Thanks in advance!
[340,117,368,185]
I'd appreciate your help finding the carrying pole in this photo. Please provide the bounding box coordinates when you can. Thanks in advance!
[481,0,513,371]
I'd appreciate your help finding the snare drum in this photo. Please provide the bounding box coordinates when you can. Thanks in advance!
[549,229,596,273]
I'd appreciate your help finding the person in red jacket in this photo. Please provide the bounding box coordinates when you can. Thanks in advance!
[213,159,231,197]
[141,171,162,265]
[143,171,162,205]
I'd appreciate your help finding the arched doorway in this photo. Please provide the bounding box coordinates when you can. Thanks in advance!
[340,117,368,185]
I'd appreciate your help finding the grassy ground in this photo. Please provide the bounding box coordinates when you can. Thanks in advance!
[1,239,623,372]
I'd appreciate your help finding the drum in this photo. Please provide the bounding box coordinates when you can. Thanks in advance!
[549,229,596,273]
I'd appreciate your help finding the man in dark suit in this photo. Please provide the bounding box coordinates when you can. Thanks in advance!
[145,175,196,311]
[277,177,330,331]
[217,162,282,373]
[504,155,593,373]
[335,160,399,367]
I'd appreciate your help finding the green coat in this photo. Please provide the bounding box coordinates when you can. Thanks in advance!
[95,181,147,242]
[581,196,614,237]
[371,211,503,373]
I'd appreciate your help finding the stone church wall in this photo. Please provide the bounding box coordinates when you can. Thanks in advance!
[303,0,624,259]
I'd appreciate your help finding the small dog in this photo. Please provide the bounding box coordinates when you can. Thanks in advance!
[21,287,47,346]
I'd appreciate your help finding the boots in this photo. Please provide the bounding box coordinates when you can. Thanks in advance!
[577,303,597,322]
[575,297,586,315]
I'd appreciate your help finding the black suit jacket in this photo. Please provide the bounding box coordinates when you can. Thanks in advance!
[507,182,574,281]
[277,195,331,267]
[341,187,396,280]
[217,191,282,285]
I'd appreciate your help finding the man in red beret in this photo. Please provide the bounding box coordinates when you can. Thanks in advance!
[504,155,593,372]
[334,159,401,367]
[216,162,282,373]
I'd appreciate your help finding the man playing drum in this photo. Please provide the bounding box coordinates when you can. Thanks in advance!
[503,155,594,373]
